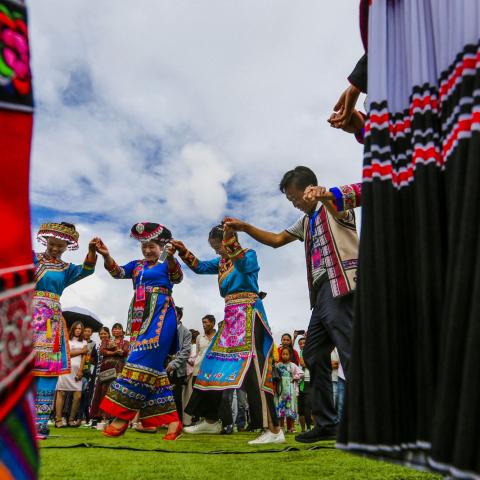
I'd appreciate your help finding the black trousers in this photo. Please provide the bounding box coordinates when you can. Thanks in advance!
[186,317,279,429]
[303,279,354,429]
[172,383,183,420]
[298,381,313,428]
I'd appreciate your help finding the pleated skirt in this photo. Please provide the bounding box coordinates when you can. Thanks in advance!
[337,1,480,478]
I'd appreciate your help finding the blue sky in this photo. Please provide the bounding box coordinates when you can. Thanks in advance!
[28,1,364,342]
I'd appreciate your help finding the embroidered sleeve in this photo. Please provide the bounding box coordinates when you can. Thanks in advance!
[65,255,97,287]
[180,250,199,270]
[83,255,97,271]
[168,259,183,284]
[329,183,362,212]
[179,251,220,275]
[105,260,125,279]
[107,259,142,279]
[223,236,246,261]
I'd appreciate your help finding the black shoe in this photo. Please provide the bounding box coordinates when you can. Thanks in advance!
[221,425,234,435]
[295,425,337,443]
[38,423,50,436]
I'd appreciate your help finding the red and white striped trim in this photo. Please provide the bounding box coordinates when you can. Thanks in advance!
[442,109,480,159]
[439,51,480,102]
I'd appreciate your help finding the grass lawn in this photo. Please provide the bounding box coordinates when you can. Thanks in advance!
[39,427,442,480]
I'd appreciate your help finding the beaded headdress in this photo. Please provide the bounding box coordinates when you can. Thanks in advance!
[130,222,171,244]
[37,223,79,250]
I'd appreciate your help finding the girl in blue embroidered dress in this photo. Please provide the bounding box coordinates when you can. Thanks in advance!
[32,222,98,438]
[172,224,284,445]
[94,222,183,440]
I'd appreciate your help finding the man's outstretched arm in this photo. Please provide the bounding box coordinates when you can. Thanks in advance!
[223,217,296,249]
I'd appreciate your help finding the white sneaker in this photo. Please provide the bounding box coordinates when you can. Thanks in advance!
[96,422,106,431]
[248,429,286,445]
[183,420,222,435]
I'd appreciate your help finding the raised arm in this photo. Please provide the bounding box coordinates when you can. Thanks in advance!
[171,240,220,275]
[222,224,259,274]
[65,238,98,287]
[94,239,135,279]
[223,217,296,249]
[303,184,362,217]
[164,243,183,284]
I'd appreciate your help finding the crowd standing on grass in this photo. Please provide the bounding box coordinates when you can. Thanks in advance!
[29,166,358,445]
[29,220,350,442]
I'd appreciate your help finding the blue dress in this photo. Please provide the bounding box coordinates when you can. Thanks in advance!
[100,258,183,427]
[180,240,274,394]
[32,252,96,433]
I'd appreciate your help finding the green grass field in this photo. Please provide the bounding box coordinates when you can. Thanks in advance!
[39,427,442,479]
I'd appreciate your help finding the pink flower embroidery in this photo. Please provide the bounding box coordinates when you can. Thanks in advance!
[0,4,31,96]
[218,304,247,348]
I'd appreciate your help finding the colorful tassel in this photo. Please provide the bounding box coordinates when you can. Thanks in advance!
[46,319,52,339]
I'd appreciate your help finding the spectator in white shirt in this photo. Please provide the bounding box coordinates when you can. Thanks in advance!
[192,315,216,382]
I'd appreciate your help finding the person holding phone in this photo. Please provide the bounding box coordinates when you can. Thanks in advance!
[94,222,183,440]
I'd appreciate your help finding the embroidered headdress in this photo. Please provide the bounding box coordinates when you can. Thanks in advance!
[130,222,172,244]
[37,222,79,250]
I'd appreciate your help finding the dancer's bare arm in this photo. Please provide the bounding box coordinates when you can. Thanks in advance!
[223,217,296,249]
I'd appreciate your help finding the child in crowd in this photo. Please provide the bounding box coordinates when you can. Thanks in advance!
[275,348,303,433]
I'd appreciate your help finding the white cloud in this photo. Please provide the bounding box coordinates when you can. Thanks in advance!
[29,1,364,344]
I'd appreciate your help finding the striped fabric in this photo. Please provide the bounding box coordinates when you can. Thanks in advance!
[339,1,480,478]
[0,391,39,480]
[0,0,38,477]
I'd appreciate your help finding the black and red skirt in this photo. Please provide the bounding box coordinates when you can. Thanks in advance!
[338,1,480,478]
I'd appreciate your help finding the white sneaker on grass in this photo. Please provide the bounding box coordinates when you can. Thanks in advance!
[183,420,222,434]
[248,429,286,445]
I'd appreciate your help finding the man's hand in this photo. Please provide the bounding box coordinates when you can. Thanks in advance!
[303,186,332,203]
[166,364,174,374]
[223,217,248,232]
[170,240,187,256]
[328,84,361,129]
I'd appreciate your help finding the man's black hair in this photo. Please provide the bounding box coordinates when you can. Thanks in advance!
[175,306,184,320]
[202,314,216,325]
[279,166,318,193]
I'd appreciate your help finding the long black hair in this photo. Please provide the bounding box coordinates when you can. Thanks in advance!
[279,166,318,193]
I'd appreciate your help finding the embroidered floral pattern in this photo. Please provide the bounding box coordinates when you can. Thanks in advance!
[0,0,33,110]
